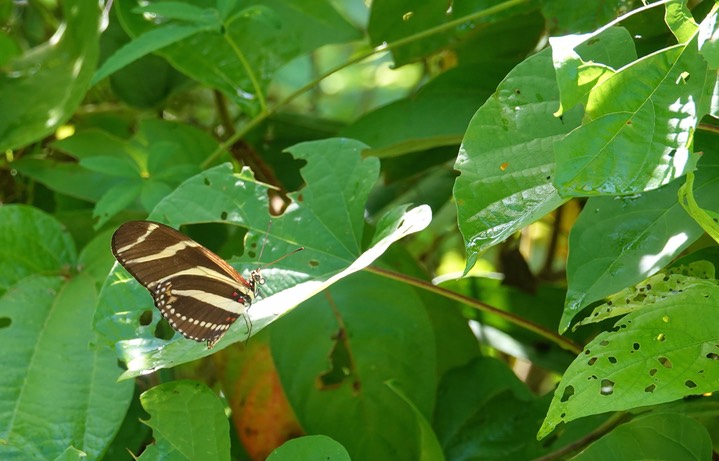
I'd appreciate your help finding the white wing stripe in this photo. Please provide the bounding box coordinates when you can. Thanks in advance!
[125,240,202,264]
[171,289,248,314]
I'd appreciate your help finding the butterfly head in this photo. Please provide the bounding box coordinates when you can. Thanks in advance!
[249,268,265,293]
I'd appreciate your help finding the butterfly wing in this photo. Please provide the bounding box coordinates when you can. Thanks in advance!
[111,221,255,348]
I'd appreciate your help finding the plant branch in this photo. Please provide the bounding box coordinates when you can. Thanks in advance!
[365,265,583,355]
[531,412,629,461]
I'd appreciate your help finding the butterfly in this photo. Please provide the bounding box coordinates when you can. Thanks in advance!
[111,221,264,349]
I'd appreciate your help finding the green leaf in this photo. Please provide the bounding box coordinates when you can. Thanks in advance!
[664,0,698,44]
[14,120,224,214]
[540,0,645,34]
[386,381,445,461]
[573,260,718,329]
[434,357,533,452]
[138,381,230,461]
[540,284,719,438]
[367,0,527,67]
[132,2,216,24]
[92,180,143,229]
[77,229,116,286]
[0,0,100,151]
[92,23,210,84]
[550,27,636,116]
[10,158,130,204]
[114,0,359,111]
[0,273,133,460]
[554,30,708,196]
[572,413,712,460]
[341,60,506,158]
[698,5,719,68]
[453,48,578,267]
[266,435,350,461]
[561,151,719,332]
[96,139,431,377]
[0,205,76,294]
[679,172,719,244]
[271,272,436,461]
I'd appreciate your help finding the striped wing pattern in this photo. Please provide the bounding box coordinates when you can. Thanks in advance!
[111,221,260,349]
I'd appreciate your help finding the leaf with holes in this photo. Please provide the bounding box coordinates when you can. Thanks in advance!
[539,283,719,439]
[96,138,432,378]
[573,261,718,330]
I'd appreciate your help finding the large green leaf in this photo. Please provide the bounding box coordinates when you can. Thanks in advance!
[540,284,719,438]
[96,138,431,377]
[0,216,132,461]
[271,272,435,461]
[561,150,719,332]
[0,0,100,151]
[553,6,716,196]
[453,27,637,267]
[137,381,230,461]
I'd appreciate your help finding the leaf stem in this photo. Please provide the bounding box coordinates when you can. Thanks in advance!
[531,412,628,461]
[365,265,583,355]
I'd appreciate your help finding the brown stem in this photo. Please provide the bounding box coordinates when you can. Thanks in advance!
[365,265,583,355]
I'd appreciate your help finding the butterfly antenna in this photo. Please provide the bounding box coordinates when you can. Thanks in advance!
[257,220,272,262]
[259,246,304,270]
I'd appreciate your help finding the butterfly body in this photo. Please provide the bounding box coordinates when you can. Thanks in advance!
[111,221,263,349]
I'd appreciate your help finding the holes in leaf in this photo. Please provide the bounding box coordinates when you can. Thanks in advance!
[656,333,666,342]
[309,259,319,268]
[587,357,597,366]
[662,316,670,323]
[560,385,574,402]
[706,352,719,361]
[632,342,640,351]
[685,380,697,389]
[658,356,673,369]
[154,318,174,340]
[584,349,591,355]
[600,379,615,395]
[645,384,656,393]
[204,177,211,186]
[0,317,11,329]
[588,375,597,380]
[649,368,658,377]
[608,356,617,364]
[220,211,228,220]
[139,310,153,326]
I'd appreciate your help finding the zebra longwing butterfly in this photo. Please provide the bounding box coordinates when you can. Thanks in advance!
[111,221,265,349]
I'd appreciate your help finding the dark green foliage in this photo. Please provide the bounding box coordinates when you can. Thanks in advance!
[2,1,719,460]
